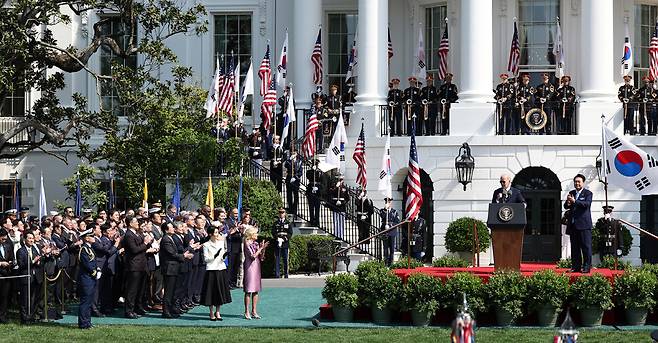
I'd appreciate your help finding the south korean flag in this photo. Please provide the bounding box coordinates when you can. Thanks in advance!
[325,112,348,175]
[603,126,658,194]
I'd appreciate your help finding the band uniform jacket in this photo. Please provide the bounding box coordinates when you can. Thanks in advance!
[618,84,636,109]
[517,82,533,111]
[122,229,149,272]
[159,234,185,276]
[534,82,556,108]
[379,208,401,237]
[420,85,438,115]
[0,240,14,277]
[600,217,624,257]
[494,82,515,108]
[635,84,657,113]
[438,82,459,105]
[402,86,421,114]
[343,90,357,106]
[563,188,593,232]
[556,85,576,111]
[356,197,374,224]
[329,183,350,212]
[305,168,323,196]
[491,187,526,204]
[387,89,403,111]
[272,218,293,249]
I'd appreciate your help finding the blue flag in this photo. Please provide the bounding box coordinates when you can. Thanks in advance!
[172,172,181,214]
[237,175,244,219]
[75,176,82,217]
[108,173,115,210]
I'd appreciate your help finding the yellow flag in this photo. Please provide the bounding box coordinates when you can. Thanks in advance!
[142,177,148,208]
[205,171,214,219]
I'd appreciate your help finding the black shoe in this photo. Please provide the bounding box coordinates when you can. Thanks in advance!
[92,310,105,318]
[125,312,139,319]
[162,312,174,319]
[135,308,147,316]
[582,267,591,274]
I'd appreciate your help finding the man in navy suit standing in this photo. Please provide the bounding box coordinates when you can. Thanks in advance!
[564,174,593,273]
[491,174,526,204]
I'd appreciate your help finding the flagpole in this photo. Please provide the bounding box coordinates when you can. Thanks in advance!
[601,114,615,270]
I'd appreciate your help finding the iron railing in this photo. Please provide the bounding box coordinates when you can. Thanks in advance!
[619,101,658,136]
[378,105,450,136]
[493,101,578,135]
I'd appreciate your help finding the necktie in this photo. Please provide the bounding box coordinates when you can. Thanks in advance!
[28,247,32,262]
[0,244,4,259]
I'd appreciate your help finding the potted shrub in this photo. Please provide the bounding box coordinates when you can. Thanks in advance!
[444,217,490,261]
[614,269,657,325]
[355,260,402,324]
[322,273,359,322]
[486,271,527,326]
[432,255,471,268]
[390,258,424,270]
[570,273,613,327]
[403,273,442,326]
[444,272,486,316]
[526,269,570,327]
[597,255,632,270]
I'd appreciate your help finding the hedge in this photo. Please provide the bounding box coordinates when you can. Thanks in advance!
[262,234,334,277]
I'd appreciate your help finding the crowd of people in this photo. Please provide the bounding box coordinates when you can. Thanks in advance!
[0,203,286,328]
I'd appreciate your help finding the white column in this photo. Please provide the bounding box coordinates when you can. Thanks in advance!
[458,0,493,103]
[292,0,322,109]
[579,0,615,101]
[355,0,388,106]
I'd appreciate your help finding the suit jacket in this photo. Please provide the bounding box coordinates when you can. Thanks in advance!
[491,187,526,204]
[0,240,15,277]
[52,232,70,268]
[92,235,116,273]
[16,245,40,285]
[122,229,149,272]
[159,234,184,276]
[172,234,190,273]
[564,188,593,231]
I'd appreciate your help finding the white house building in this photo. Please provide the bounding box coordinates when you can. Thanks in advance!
[5,0,658,265]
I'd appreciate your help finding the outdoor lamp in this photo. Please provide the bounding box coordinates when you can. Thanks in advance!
[455,143,475,191]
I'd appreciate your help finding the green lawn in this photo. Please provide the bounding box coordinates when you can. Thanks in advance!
[0,324,652,343]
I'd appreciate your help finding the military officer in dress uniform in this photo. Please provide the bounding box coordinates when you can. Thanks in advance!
[438,73,459,135]
[401,214,426,260]
[343,82,357,126]
[556,75,576,134]
[618,75,637,135]
[329,175,350,239]
[311,95,327,150]
[534,72,556,134]
[599,206,624,259]
[517,74,534,134]
[77,229,98,329]
[305,162,323,227]
[272,208,293,278]
[387,78,404,136]
[380,198,400,266]
[403,76,422,136]
[355,189,374,243]
[248,128,264,176]
[635,76,656,136]
[420,74,439,136]
[270,135,284,192]
[284,149,303,216]
[276,86,290,137]
[494,73,514,135]
[325,84,342,136]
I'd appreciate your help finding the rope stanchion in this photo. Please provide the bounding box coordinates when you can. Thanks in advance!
[43,268,66,321]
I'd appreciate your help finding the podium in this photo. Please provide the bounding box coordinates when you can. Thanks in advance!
[487,203,527,271]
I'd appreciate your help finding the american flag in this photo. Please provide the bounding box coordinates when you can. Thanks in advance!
[437,24,449,80]
[388,28,394,60]
[650,21,658,81]
[405,120,422,220]
[507,21,520,77]
[258,44,271,96]
[261,80,277,131]
[353,123,367,188]
[311,28,323,86]
[218,57,235,114]
[302,111,320,159]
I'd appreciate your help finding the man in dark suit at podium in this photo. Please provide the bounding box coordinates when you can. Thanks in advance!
[491,174,526,204]
[564,174,593,273]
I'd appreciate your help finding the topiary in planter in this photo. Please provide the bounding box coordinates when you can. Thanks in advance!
[355,260,402,310]
[486,271,527,325]
[432,255,471,268]
[444,217,490,254]
[322,273,359,309]
[614,269,657,311]
[526,269,570,326]
[444,272,485,315]
[592,218,633,257]
[570,273,613,311]
[389,257,424,270]
[404,273,442,326]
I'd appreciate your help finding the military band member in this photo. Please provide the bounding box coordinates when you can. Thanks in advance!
[77,229,98,329]
[343,83,357,126]
[494,73,515,135]
[355,189,374,242]
[420,74,439,136]
[387,78,403,136]
[438,73,459,135]
[270,135,284,192]
[284,149,303,216]
[305,162,323,227]
[517,74,533,134]
[325,84,342,136]
[534,73,556,134]
[556,75,576,134]
[403,76,422,136]
[329,175,350,239]
[635,76,656,136]
[380,198,400,266]
[272,208,292,278]
[618,75,637,135]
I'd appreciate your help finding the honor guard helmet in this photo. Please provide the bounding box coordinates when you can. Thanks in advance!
[623,75,632,81]
[499,73,509,80]
[643,76,651,82]
[561,75,571,82]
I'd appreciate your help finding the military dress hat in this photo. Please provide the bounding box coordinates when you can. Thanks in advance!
[330,84,339,90]
[445,73,453,78]
[79,228,94,238]
[499,73,509,78]
[4,209,16,215]
[561,75,571,82]
[408,76,417,82]
[602,205,614,214]
[391,78,400,84]
[19,207,29,212]
[152,201,163,208]
[426,74,434,81]
[541,72,549,77]
[643,76,651,81]
[623,75,632,80]
[148,208,161,215]
[49,211,59,216]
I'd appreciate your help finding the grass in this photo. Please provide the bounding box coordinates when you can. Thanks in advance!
[0,324,653,343]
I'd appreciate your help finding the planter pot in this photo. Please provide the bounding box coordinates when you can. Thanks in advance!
[579,306,604,327]
[625,307,648,326]
[495,306,515,327]
[411,309,433,327]
[371,307,392,324]
[536,305,559,327]
[332,305,354,322]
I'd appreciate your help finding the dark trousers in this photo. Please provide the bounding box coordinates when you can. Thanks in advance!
[174,270,188,304]
[271,167,283,192]
[187,264,198,301]
[124,271,146,314]
[500,108,513,134]
[77,280,95,328]
[191,264,205,301]
[570,229,592,271]
[624,106,636,134]
[163,274,178,314]
[274,246,289,278]
[286,182,299,216]
[0,279,10,321]
[441,108,449,135]
[424,113,437,136]
[391,110,402,136]
[383,236,395,266]
[228,252,241,286]
[357,220,371,242]
[19,280,36,322]
[99,272,114,313]
[308,194,320,226]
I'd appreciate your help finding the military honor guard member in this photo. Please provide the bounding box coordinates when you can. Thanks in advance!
[305,162,323,227]
[284,149,303,216]
[494,73,515,135]
[635,76,657,136]
[380,198,400,266]
[564,174,593,273]
[556,75,576,134]
[270,135,284,192]
[403,76,422,136]
[77,229,98,329]
[517,73,534,134]
[276,86,291,137]
[329,175,350,239]
[437,73,459,135]
[355,189,374,242]
[401,214,426,260]
[387,78,403,136]
[311,95,326,149]
[599,206,623,259]
[534,72,556,134]
[342,82,357,126]
[325,84,342,136]
[272,208,293,278]
[420,74,439,136]
[618,75,637,135]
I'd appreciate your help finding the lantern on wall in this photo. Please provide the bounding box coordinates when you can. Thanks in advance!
[454,143,475,191]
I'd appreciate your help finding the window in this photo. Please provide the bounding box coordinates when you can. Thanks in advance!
[634,4,657,87]
[517,0,560,85]
[0,180,20,213]
[214,14,252,116]
[1,83,25,117]
[425,5,448,73]
[99,17,137,116]
[327,13,357,95]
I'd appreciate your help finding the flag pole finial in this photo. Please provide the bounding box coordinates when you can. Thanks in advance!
[444,17,448,23]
